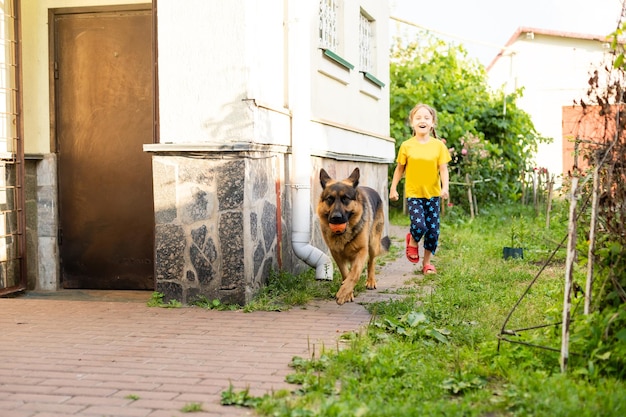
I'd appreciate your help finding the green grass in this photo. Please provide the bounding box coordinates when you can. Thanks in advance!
[242,238,400,312]
[221,202,626,416]
[242,268,342,312]
[146,291,182,308]
[180,402,204,413]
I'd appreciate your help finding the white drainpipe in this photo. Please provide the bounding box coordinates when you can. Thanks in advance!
[287,0,333,280]
[290,142,334,280]
[291,180,334,280]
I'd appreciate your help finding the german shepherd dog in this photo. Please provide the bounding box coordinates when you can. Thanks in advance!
[317,168,390,305]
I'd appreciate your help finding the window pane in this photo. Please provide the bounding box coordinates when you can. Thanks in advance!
[319,0,338,50]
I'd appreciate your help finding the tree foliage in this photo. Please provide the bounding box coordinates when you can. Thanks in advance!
[389,34,548,209]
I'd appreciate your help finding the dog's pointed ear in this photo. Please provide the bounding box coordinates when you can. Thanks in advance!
[348,168,360,188]
[320,169,331,189]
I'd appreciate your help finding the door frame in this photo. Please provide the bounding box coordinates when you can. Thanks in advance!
[0,0,26,296]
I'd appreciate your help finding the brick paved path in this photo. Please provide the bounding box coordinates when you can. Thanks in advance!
[0,226,419,417]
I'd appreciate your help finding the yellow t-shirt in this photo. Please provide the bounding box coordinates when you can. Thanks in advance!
[397,137,451,199]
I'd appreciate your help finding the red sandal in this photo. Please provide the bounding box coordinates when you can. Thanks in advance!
[423,264,437,275]
[405,233,419,264]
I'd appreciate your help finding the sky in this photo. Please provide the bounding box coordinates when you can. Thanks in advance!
[389,0,624,66]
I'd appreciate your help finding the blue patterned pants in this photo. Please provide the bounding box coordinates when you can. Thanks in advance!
[407,197,441,254]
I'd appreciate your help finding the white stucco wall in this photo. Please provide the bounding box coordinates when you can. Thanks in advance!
[488,33,611,177]
[158,0,283,143]
[20,0,148,155]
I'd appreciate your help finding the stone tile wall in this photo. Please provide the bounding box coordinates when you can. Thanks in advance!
[25,155,60,291]
[152,152,287,305]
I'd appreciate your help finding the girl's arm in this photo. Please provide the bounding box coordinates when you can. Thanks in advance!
[389,163,405,201]
[439,163,449,200]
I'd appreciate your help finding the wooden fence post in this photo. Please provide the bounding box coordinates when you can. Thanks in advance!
[561,177,578,373]
[585,166,600,314]
[533,169,539,215]
[546,174,554,229]
[466,174,474,219]
[521,172,527,205]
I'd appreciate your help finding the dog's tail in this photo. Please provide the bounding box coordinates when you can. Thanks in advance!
[381,236,391,252]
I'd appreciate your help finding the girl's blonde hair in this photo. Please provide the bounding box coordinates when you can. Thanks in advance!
[408,103,439,138]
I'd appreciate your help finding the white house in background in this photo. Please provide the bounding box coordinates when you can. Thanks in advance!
[487,27,614,179]
[7,0,394,303]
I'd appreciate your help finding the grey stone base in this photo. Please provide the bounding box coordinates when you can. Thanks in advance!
[152,152,285,305]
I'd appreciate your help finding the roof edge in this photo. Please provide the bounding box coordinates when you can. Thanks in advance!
[486,26,619,72]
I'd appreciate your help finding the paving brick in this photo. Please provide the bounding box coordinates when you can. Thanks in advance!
[0,410,37,417]
[113,390,179,401]
[8,394,71,404]
[16,402,86,414]
[0,384,55,395]
[64,395,132,406]
[77,405,151,416]
[0,399,23,410]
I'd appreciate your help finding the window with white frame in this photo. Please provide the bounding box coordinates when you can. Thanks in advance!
[319,0,338,51]
[359,11,373,73]
[358,9,384,90]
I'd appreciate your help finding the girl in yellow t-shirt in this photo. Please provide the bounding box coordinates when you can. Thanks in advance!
[389,104,451,274]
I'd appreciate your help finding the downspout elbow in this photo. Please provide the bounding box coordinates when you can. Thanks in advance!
[292,232,334,280]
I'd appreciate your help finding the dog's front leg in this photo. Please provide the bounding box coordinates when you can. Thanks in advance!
[335,251,367,305]
[365,257,377,290]
[335,260,350,284]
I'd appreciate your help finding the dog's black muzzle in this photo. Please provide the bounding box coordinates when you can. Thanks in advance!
[329,210,350,225]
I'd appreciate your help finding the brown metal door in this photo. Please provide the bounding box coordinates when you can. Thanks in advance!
[55,9,154,290]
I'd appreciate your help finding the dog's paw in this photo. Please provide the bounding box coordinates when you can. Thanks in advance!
[365,278,377,290]
[335,287,355,305]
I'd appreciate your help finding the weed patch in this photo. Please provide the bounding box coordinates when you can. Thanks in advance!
[146,291,182,308]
